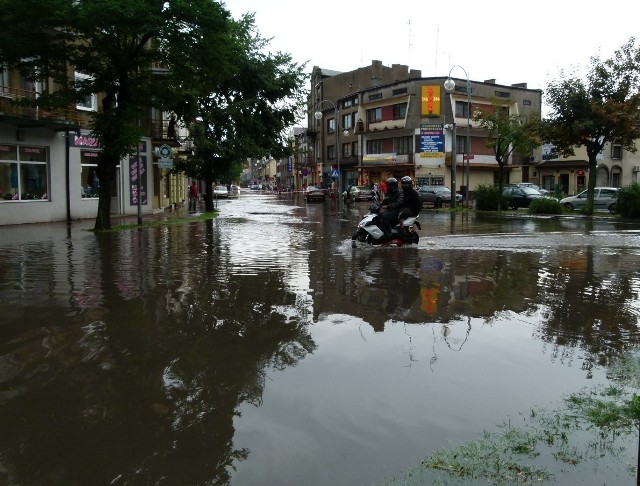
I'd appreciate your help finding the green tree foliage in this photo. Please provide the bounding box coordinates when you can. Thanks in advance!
[0,0,306,227]
[616,182,640,218]
[473,101,541,209]
[543,37,640,215]
[172,14,308,211]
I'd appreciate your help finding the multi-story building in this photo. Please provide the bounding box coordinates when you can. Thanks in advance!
[536,142,640,197]
[309,60,544,199]
[0,65,189,226]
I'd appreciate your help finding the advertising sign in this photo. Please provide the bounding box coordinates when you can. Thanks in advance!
[421,85,441,117]
[419,124,444,158]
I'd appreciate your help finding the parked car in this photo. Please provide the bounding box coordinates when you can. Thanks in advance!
[343,185,374,202]
[511,182,551,197]
[303,185,326,202]
[560,187,619,213]
[213,185,228,198]
[229,185,240,197]
[502,185,544,209]
[418,185,462,208]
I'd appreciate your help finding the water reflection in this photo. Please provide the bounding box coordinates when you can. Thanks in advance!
[0,195,639,485]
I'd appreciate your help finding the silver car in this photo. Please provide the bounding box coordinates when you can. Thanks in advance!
[560,187,619,213]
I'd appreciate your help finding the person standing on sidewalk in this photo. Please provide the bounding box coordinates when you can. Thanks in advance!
[379,179,387,202]
[189,181,199,213]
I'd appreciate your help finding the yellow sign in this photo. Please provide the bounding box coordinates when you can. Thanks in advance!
[421,85,441,117]
[420,152,444,158]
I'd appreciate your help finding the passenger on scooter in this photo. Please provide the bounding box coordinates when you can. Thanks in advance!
[380,177,404,235]
[398,176,422,228]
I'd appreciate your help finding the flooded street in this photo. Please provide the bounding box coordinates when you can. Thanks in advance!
[1,192,640,485]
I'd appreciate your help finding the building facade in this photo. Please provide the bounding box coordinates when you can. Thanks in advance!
[0,66,189,226]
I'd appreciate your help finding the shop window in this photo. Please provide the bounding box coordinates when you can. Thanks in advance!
[81,150,100,198]
[0,144,49,201]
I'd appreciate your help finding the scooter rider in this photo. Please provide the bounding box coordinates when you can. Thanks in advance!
[380,177,404,235]
[398,176,422,228]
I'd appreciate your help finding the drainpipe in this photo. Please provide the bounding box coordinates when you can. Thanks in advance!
[65,130,71,223]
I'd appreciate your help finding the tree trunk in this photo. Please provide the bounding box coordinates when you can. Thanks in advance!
[584,156,598,216]
[94,156,118,230]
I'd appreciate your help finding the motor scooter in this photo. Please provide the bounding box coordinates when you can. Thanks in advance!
[351,198,421,248]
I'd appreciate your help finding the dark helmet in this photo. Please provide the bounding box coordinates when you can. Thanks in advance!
[386,177,398,191]
[401,176,413,188]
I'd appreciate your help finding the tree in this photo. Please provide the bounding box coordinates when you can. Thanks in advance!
[474,101,541,209]
[543,37,640,215]
[0,0,295,229]
[172,15,308,211]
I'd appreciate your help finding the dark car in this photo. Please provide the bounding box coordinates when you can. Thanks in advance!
[303,185,325,202]
[418,186,461,208]
[343,185,374,202]
[502,185,543,209]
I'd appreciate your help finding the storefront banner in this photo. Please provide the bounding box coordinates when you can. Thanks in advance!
[129,155,148,205]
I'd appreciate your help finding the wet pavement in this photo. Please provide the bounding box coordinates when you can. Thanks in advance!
[1,192,640,485]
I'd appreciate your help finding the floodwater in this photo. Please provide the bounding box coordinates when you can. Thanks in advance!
[1,192,640,485]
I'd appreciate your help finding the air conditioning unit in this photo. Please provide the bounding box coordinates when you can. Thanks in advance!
[634,165,640,172]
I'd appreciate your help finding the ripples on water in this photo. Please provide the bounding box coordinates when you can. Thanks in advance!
[1,194,640,485]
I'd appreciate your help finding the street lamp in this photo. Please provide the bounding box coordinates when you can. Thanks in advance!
[444,66,471,209]
[314,99,349,210]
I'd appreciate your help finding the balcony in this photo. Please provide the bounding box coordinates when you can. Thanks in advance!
[0,86,83,130]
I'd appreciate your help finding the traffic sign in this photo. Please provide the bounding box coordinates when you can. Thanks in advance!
[331,168,340,178]
[463,154,474,160]
[157,144,173,159]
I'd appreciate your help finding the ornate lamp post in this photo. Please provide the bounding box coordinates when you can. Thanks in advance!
[444,66,471,208]
[315,99,349,210]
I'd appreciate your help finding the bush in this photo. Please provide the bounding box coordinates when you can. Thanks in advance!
[616,183,640,218]
[528,197,563,214]
[474,184,501,211]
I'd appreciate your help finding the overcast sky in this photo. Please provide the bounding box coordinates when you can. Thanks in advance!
[225,0,637,96]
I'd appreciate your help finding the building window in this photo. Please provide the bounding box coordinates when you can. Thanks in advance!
[454,101,470,118]
[75,72,97,111]
[367,107,382,122]
[523,100,532,106]
[352,141,358,156]
[369,93,382,101]
[342,113,352,130]
[343,143,352,157]
[455,135,469,154]
[611,144,622,160]
[343,99,352,108]
[393,102,407,119]
[327,117,336,134]
[81,150,101,198]
[0,65,9,96]
[495,90,510,98]
[0,144,49,201]
[366,139,383,154]
[392,87,408,95]
[394,136,412,155]
[328,145,335,159]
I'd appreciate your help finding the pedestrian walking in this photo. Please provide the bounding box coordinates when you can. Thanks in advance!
[189,180,199,212]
